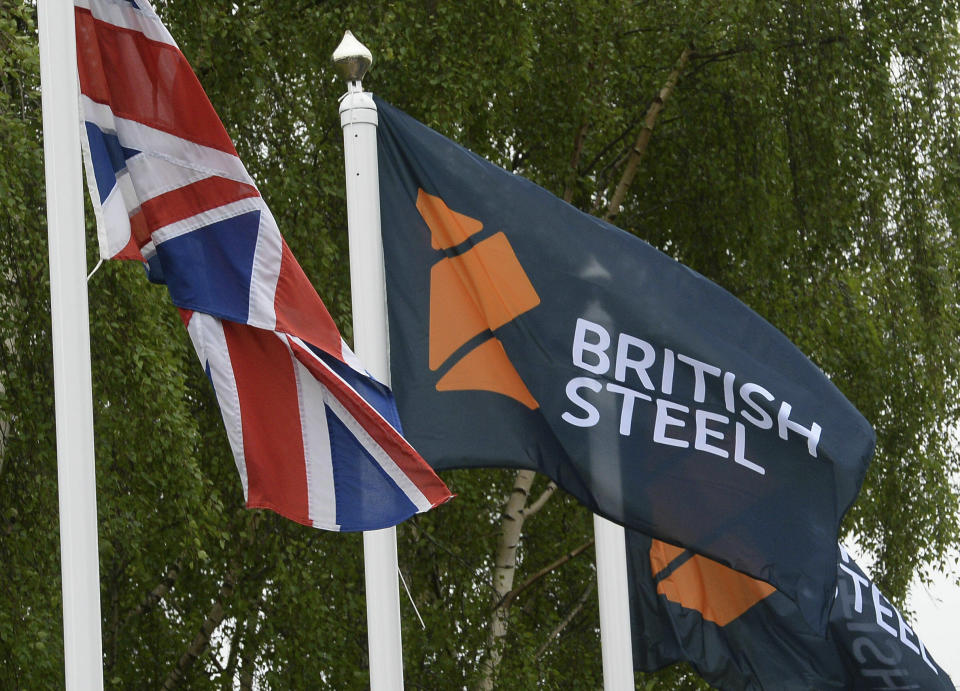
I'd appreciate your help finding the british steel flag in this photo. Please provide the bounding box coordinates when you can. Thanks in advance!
[74,0,451,531]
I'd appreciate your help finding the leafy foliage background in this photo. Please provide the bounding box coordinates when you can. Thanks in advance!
[1,1,958,688]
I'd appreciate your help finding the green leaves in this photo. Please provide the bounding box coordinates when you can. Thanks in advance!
[2,0,959,687]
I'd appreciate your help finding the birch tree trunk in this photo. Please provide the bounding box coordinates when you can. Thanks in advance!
[605,46,692,222]
[477,470,556,690]
[161,566,239,690]
[476,45,691,689]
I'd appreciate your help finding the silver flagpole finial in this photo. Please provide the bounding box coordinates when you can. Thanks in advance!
[332,30,373,83]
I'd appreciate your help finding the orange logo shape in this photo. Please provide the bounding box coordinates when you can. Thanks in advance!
[417,190,540,410]
[417,189,484,250]
[649,539,775,626]
[435,338,538,409]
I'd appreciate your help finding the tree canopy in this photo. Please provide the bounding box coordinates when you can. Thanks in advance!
[2,0,958,688]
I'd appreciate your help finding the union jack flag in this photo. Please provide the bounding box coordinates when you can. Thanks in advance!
[74,0,452,530]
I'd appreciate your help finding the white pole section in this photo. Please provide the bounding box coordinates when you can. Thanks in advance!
[38,1,105,689]
[594,515,634,690]
[334,32,404,691]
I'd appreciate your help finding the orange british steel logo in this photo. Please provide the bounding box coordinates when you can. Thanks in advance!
[415,189,541,409]
[649,539,775,626]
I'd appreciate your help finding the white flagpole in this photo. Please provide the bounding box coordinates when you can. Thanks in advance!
[594,515,635,689]
[334,32,404,690]
[38,1,105,689]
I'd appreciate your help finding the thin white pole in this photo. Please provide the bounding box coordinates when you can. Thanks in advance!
[336,33,404,690]
[38,1,105,689]
[594,515,634,690]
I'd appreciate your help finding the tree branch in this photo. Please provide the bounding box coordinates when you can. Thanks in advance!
[498,538,595,611]
[223,618,242,681]
[522,481,557,519]
[0,376,9,483]
[605,45,692,222]
[563,121,591,204]
[535,578,597,660]
[122,558,183,629]
[161,513,260,689]
[237,587,266,690]
[408,520,495,597]
[690,34,845,62]
[590,116,645,174]
[160,565,240,690]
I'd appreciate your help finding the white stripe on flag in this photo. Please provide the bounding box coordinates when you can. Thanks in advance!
[98,178,136,258]
[124,155,215,205]
[324,395,433,513]
[80,97,255,186]
[78,112,113,258]
[186,313,249,499]
[139,238,157,262]
[112,169,140,218]
[287,334,433,513]
[286,335,433,513]
[150,196,265,246]
[286,338,340,531]
[78,108,136,260]
[245,206,283,331]
[77,0,176,49]
[339,339,369,377]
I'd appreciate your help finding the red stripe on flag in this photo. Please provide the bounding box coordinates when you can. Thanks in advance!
[273,239,344,358]
[222,322,311,525]
[75,8,237,155]
[287,338,453,508]
[111,212,148,260]
[140,176,260,233]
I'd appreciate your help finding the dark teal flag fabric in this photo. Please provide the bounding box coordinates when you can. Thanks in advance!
[375,97,875,632]
[626,531,955,690]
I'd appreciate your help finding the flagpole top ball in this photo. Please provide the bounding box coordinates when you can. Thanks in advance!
[333,30,373,82]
